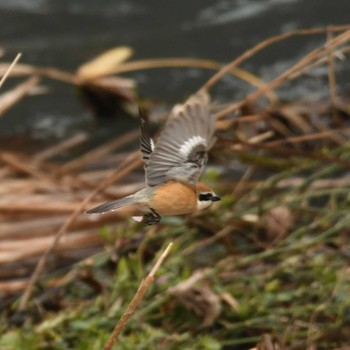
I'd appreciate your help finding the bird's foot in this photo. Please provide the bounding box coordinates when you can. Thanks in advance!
[143,209,161,225]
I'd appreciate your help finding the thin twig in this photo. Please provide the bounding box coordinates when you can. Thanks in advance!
[103,242,173,350]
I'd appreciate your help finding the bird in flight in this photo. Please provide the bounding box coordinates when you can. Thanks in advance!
[86,91,220,225]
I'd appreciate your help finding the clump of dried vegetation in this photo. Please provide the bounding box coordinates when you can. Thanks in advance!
[1,25,350,350]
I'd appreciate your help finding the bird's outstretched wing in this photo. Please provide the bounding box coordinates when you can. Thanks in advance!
[145,91,216,187]
[139,108,154,164]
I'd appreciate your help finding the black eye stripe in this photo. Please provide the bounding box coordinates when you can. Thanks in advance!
[199,193,212,201]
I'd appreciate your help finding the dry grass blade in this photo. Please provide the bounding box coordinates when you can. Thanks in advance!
[0,75,39,117]
[103,242,173,350]
[216,29,350,119]
[108,58,277,102]
[54,129,139,175]
[18,151,142,310]
[0,151,70,191]
[0,229,104,264]
[0,279,29,294]
[263,128,350,147]
[236,140,350,168]
[2,23,350,350]
[201,25,350,92]
[0,63,77,84]
[33,133,88,162]
[0,52,22,88]
[327,28,339,126]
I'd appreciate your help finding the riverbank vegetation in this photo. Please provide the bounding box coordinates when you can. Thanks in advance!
[1,26,350,349]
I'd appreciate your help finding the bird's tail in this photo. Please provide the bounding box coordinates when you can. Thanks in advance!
[86,195,139,214]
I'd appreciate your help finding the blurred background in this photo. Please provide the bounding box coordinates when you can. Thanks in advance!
[1,0,350,149]
[2,3,350,349]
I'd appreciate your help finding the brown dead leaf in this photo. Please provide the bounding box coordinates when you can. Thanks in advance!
[77,46,133,81]
[220,291,240,313]
[168,270,222,327]
[261,206,294,241]
[252,333,286,350]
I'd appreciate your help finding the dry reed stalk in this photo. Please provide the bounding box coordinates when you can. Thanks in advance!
[301,30,348,147]
[0,75,39,117]
[95,182,144,197]
[0,279,29,294]
[35,66,78,84]
[103,242,173,350]
[0,178,52,194]
[201,25,350,93]
[19,151,142,310]
[0,63,77,84]
[327,29,339,123]
[216,114,265,129]
[0,52,22,88]
[105,58,277,102]
[74,173,143,194]
[216,177,350,194]
[216,29,350,120]
[0,229,105,264]
[0,177,84,195]
[0,201,81,213]
[261,114,294,143]
[33,133,88,162]
[0,210,131,240]
[289,44,350,82]
[49,130,141,200]
[263,127,350,147]
[54,129,139,175]
[0,216,69,238]
[235,141,350,168]
[0,151,70,192]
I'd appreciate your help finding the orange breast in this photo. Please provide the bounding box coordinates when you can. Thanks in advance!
[150,180,197,215]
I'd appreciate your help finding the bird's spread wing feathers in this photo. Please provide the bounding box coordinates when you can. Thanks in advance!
[144,91,216,187]
[139,109,154,164]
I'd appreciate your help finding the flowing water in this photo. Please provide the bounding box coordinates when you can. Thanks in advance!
[0,0,349,150]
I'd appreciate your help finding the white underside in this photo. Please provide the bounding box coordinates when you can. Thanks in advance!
[197,199,212,211]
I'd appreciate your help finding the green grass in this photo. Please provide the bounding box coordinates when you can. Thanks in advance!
[2,149,350,350]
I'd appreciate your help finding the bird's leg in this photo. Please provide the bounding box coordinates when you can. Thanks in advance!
[143,208,161,225]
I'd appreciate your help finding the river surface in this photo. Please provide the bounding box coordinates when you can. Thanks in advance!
[0,0,349,151]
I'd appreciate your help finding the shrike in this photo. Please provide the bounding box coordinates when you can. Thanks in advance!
[86,91,220,224]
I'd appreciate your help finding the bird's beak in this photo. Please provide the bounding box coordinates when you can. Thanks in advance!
[212,195,221,201]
